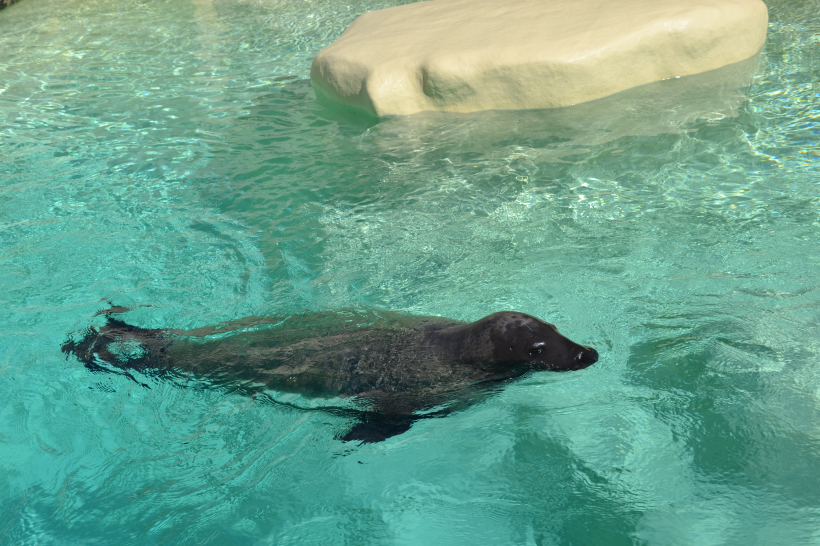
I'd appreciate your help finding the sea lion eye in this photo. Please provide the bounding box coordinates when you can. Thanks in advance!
[529,346,543,357]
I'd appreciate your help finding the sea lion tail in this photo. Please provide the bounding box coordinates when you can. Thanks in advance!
[61,316,172,376]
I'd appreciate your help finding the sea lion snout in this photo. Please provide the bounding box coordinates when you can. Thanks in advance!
[573,346,599,368]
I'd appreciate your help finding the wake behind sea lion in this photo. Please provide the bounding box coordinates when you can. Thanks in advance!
[62,308,598,442]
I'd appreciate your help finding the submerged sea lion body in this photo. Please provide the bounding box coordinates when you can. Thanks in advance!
[62,309,598,442]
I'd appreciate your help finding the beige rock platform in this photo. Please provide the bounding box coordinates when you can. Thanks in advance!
[310,0,768,117]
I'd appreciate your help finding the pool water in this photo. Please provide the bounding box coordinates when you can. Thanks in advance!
[1,0,819,543]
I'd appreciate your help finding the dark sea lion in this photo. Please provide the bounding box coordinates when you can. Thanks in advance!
[62,309,598,443]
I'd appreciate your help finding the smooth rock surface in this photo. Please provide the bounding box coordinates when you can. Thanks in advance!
[310,0,768,116]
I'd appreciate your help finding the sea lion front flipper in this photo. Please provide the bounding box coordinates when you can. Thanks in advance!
[337,391,452,443]
[338,413,416,443]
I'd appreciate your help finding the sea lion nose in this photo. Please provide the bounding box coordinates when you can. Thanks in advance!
[574,347,599,366]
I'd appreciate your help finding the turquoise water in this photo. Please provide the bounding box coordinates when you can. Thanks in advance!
[1,0,819,542]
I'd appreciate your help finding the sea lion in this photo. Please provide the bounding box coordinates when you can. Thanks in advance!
[62,308,598,442]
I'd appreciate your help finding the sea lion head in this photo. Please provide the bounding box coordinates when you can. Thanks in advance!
[459,312,598,372]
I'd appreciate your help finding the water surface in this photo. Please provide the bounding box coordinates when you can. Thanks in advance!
[1,0,819,544]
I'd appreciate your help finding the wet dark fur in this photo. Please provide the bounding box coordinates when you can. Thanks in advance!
[62,309,598,442]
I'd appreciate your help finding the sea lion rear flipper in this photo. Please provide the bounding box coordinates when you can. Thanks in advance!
[338,413,416,443]
[62,316,171,374]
